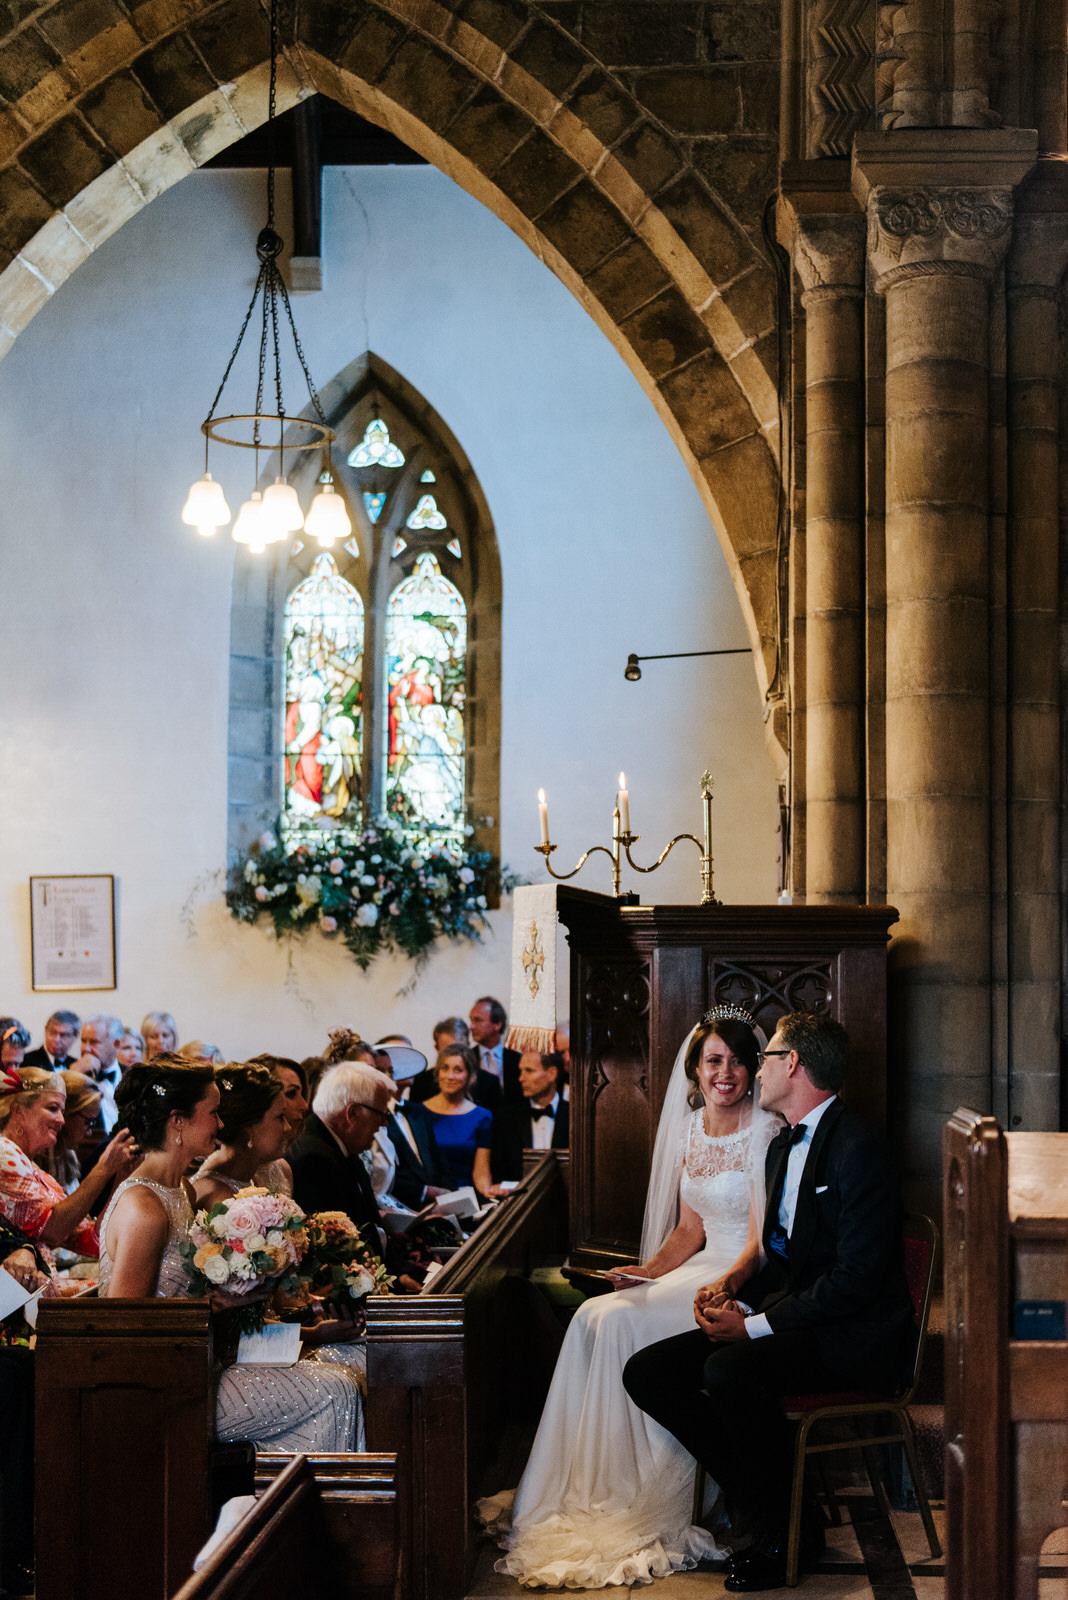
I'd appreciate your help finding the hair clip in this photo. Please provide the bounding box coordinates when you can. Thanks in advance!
[702,1004,756,1029]
[219,1078,233,1091]
[152,1083,167,1096]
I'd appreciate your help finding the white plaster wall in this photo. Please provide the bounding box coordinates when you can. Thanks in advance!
[0,162,779,1061]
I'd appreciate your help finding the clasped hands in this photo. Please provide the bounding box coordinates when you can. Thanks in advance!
[693,1277,749,1341]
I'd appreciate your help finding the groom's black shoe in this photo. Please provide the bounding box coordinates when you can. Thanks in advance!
[723,1526,825,1592]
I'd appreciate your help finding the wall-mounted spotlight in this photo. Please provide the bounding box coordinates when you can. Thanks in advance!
[624,647,751,681]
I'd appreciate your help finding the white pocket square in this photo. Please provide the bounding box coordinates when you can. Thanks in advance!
[815,1185,829,1195]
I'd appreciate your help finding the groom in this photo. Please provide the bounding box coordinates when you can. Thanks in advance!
[623,1012,914,1592]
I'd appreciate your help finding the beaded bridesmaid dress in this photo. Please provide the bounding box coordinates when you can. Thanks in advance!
[98,1175,361,1452]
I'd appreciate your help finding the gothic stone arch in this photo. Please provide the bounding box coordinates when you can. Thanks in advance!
[0,0,784,746]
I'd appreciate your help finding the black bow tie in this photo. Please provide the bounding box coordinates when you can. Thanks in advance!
[774,1122,807,1149]
[530,1104,555,1121]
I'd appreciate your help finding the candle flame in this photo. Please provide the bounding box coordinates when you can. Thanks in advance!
[538,788,545,803]
[618,771,626,789]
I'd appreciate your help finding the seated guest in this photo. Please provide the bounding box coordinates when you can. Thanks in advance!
[374,1043,448,1209]
[247,1055,309,1149]
[0,1222,48,1598]
[194,1062,293,1207]
[409,1015,503,1110]
[178,1040,224,1065]
[0,1024,28,1072]
[0,1067,137,1261]
[24,1010,80,1071]
[288,1062,394,1252]
[115,1028,145,1070]
[141,1011,178,1060]
[422,1046,494,1193]
[484,1051,569,1193]
[41,1072,101,1194]
[77,1014,124,1133]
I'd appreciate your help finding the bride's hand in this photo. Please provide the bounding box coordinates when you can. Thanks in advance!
[607,1266,652,1291]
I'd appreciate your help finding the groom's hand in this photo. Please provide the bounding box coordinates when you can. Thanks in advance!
[696,1304,750,1342]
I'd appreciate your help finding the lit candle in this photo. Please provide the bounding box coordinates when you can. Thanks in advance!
[538,788,550,846]
[617,771,630,835]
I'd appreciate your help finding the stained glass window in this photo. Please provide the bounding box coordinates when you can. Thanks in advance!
[392,536,408,558]
[363,491,386,524]
[420,469,436,483]
[383,552,466,837]
[283,553,364,833]
[406,494,447,531]
[348,418,404,469]
[447,536,461,559]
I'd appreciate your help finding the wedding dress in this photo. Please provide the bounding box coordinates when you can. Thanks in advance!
[98,1175,361,1452]
[484,1112,774,1589]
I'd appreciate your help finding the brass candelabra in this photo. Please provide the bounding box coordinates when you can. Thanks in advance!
[534,773,720,905]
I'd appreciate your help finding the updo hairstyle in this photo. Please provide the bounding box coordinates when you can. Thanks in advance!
[0,1066,64,1132]
[322,1028,376,1068]
[114,1054,214,1149]
[434,1045,476,1091]
[213,1061,283,1144]
[683,1019,759,1110]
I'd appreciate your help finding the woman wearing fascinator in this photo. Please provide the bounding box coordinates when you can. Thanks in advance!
[478,1006,781,1589]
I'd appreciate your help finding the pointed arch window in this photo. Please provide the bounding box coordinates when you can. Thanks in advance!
[283,553,364,832]
[227,354,501,866]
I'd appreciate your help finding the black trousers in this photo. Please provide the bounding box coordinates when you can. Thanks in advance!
[622,1327,838,1540]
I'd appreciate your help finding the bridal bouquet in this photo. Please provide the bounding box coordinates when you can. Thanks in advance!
[180,1187,308,1311]
[295,1210,393,1316]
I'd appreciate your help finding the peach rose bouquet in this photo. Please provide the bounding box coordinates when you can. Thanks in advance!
[180,1186,308,1320]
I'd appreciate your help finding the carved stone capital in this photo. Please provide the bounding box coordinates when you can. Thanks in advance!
[792,212,867,296]
[866,184,1014,286]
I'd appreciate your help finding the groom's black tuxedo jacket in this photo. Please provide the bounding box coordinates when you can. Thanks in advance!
[489,1096,570,1182]
[740,1099,914,1386]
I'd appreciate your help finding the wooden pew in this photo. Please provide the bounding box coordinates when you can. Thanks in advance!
[35,1296,215,1600]
[364,1149,569,1600]
[171,1453,398,1600]
[33,1153,568,1600]
[944,1107,1068,1600]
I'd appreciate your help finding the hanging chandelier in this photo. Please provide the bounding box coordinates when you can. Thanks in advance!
[180,0,352,556]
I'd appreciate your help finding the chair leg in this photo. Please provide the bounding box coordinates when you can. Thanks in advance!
[815,1455,842,1526]
[862,1443,893,1519]
[898,1411,942,1560]
[785,1422,811,1587]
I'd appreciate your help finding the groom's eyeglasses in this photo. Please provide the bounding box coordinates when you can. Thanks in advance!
[757,1049,790,1063]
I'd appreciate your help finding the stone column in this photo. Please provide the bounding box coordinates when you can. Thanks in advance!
[783,204,868,902]
[854,132,1036,1201]
[1002,200,1068,1130]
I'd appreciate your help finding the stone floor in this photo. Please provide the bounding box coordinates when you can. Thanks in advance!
[467,1494,948,1599]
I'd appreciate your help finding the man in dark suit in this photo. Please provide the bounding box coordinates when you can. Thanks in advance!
[623,1013,914,1593]
[467,994,522,1105]
[374,1042,449,1208]
[23,1009,80,1071]
[288,1061,395,1253]
[489,1051,569,1184]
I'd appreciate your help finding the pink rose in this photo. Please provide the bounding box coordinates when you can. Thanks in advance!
[225,1204,260,1238]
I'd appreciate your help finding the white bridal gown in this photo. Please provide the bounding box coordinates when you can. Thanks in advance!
[483,1115,765,1589]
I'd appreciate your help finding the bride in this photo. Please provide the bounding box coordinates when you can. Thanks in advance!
[99,1054,362,1453]
[481,1006,778,1589]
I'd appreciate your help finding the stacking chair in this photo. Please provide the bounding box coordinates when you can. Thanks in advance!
[778,1210,942,1585]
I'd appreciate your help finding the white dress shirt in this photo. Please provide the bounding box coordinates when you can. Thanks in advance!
[528,1093,560,1151]
[745,1094,837,1340]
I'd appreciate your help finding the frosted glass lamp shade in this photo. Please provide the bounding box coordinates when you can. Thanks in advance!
[181,472,231,536]
[232,490,272,554]
[262,477,305,535]
[305,483,353,547]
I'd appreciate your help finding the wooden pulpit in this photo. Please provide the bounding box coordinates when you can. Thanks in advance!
[557,889,898,1267]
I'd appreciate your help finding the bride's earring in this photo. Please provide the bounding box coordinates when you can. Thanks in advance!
[175,1124,183,1148]
[248,1135,255,1150]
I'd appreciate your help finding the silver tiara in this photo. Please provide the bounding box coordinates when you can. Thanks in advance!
[701,1004,755,1029]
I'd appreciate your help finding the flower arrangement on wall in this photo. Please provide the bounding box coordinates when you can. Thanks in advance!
[226,816,519,970]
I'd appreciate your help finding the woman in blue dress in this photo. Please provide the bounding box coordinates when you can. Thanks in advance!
[421,1046,493,1191]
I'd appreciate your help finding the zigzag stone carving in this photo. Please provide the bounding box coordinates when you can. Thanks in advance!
[807,0,876,157]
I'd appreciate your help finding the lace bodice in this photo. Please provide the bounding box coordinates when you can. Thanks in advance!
[97,1176,192,1298]
[678,1114,753,1257]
